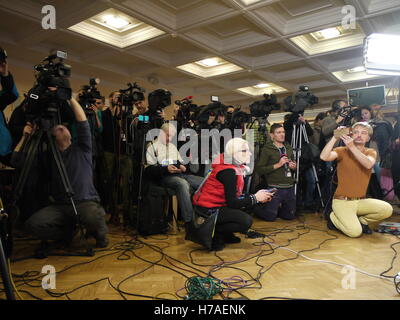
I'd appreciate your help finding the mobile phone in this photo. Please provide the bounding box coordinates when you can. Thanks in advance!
[262,188,277,194]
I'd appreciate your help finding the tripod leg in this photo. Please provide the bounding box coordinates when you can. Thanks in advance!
[300,124,325,210]
[0,237,15,300]
[12,130,44,203]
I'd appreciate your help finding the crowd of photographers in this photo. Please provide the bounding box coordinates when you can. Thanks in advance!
[1,47,399,254]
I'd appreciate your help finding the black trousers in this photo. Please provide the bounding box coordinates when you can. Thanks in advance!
[25,201,108,241]
[213,207,252,237]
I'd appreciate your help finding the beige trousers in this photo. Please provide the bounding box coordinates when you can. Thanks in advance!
[330,198,393,238]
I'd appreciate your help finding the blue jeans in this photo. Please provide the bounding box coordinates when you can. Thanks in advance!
[162,174,204,222]
[254,187,296,222]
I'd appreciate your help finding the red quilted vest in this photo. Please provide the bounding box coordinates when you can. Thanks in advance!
[193,154,245,208]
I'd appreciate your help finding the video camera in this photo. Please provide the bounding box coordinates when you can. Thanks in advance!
[118,82,146,108]
[148,89,171,114]
[196,96,227,125]
[0,47,7,63]
[175,96,198,125]
[26,51,72,118]
[229,107,252,129]
[250,94,280,118]
[78,78,102,110]
[284,86,318,114]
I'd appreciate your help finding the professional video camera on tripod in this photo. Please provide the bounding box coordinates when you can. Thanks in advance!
[248,94,281,153]
[11,51,98,258]
[283,86,324,210]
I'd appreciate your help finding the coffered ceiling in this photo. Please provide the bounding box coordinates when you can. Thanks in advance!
[1,0,400,113]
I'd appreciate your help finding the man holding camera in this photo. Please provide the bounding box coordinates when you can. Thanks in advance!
[146,123,203,223]
[321,100,349,143]
[320,122,392,237]
[23,95,109,248]
[254,123,297,221]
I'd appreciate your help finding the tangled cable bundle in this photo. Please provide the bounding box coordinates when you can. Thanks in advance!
[185,277,223,300]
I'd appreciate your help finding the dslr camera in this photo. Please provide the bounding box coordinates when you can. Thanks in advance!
[284,86,318,114]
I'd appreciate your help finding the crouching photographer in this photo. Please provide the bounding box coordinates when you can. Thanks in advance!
[17,96,109,249]
[192,138,272,251]
[320,122,392,237]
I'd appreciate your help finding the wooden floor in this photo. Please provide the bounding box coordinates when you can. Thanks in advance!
[3,211,400,300]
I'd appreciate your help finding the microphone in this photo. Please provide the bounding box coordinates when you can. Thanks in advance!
[280,153,292,177]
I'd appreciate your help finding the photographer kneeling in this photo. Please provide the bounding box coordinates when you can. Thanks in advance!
[193,138,273,251]
[320,122,392,237]
[20,95,109,248]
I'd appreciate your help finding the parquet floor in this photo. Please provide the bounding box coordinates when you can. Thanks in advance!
[3,212,400,300]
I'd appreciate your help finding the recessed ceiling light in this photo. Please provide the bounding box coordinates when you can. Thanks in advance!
[239,0,262,5]
[237,84,287,96]
[68,8,165,48]
[177,58,242,78]
[104,15,130,29]
[254,83,270,89]
[195,58,223,68]
[347,66,365,73]
[309,27,345,41]
[319,28,341,39]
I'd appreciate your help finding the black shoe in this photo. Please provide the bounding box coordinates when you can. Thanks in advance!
[211,236,225,251]
[223,233,241,244]
[326,215,339,231]
[246,229,265,239]
[96,237,109,248]
[361,224,373,235]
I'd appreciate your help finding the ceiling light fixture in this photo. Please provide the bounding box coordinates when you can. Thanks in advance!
[104,15,130,29]
[254,83,270,89]
[319,28,341,39]
[364,33,400,76]
[347,66,365,73]
[195,58,222,68]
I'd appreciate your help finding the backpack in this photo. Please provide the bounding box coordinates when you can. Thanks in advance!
[137,183,169,236]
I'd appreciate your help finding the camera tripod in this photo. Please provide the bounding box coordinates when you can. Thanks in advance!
[291,121,325,210]
[12,112,94,258]
[246,117,269,194]
[0,196,15,299]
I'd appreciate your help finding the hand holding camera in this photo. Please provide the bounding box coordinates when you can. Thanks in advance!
[333,126,352,139]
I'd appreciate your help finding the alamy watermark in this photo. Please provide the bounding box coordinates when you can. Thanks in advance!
[41,5,56,30]
[341,265,356,290]
[41,265,56,290]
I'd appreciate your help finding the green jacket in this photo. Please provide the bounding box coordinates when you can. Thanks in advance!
[255,141,295,188]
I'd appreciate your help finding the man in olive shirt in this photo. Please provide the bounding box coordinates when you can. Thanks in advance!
[320,122,392,237]
[254,124,297,221]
